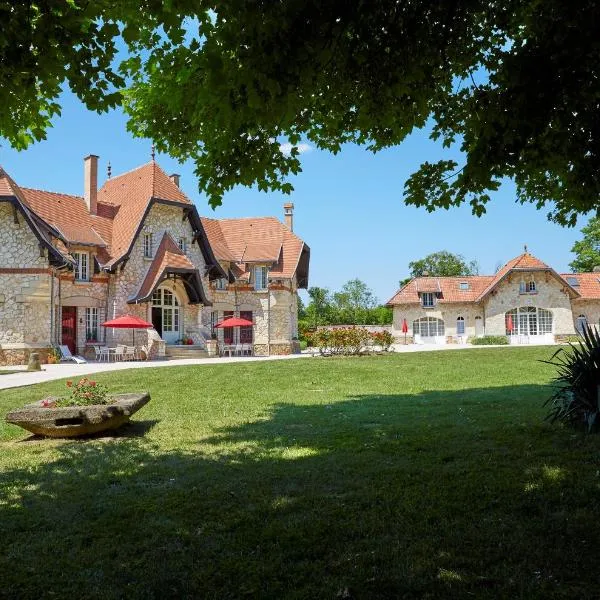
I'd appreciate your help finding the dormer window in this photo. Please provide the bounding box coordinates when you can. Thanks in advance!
[254,266,268,291]
[215,278,227,290]
[459,282,469,290]
[73,251,89,282]
[143,233,153,258]
[421,292,435,308]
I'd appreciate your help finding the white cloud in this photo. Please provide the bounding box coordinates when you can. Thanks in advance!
[279,142,313,156]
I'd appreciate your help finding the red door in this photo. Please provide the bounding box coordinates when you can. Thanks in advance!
[61,307,77,354]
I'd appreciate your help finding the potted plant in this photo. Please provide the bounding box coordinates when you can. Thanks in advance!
[46,347,61,364]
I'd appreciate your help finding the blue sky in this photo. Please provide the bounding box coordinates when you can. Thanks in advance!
[0,91,587,305]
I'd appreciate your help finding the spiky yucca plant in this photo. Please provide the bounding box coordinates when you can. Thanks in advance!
[544,326,600,432]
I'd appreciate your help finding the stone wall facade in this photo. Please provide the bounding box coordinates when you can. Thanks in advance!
[391,270,580,344]
[0,201,302,364]
[208,283,299,356]
[0,204,57,360]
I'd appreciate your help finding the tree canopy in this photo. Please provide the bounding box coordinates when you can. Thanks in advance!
[299,280,391,329]
[3,1,600,222]
[569,218,600,273]
[401,251,478,286]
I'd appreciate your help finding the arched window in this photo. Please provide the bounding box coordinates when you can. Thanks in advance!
[576,314,588,334]
[505,307,552,336]
[456,316,465,335]
[413,317,444,337]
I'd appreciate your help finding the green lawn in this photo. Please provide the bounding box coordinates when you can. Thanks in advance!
[1,347,600,599]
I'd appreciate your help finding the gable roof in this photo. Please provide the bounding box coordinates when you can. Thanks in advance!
[200,216,310,287]
[386,251,579,306]
[128,233,210,305]
[0,166,69,265]
[98,161,192,268]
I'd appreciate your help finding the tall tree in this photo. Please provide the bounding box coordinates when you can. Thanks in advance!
[333,279,378,325]
[3,2,600,222]
[569,217,600,273]
[407,251,479,280]
[305,287,332,328]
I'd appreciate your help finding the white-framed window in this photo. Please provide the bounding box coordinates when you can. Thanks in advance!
[178,237,187,253]
[143,233,153,258]
[215,278,227,290]
[85,307,99,342]
[254,266,268,291]
[506,307,553,336]
[73,252,89,281]
[459,282,469,290]
[421,292,435,308]
[456,316,465,335]
[519,280,537,294]
[413,317,445,337]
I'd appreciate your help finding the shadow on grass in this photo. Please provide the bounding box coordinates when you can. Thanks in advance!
[15,420,162,444]
[1,385,599,599]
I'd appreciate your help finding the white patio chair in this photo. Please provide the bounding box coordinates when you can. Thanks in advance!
[93,345,110,362]
[114,345,126,361]
[58,345,87,364]
[234,344,243,356]
[125,346,136,361]
[241,343,252,356]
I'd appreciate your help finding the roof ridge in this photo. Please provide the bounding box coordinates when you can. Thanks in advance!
[20,186,84,200]
[217,215,280,222]
[101,161,154,185]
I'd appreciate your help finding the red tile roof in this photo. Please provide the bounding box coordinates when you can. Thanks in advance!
[98,162,192,267]
[387,252,579,306]
[201,216,309,284]
[560,272,600,299]
[0,162,309,287]
[20,188,111,247]
[387,276,495,305]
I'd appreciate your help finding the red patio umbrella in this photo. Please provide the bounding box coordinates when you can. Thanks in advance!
[102,314,153,346]
[401,318,408,344]
[214,316,253,328]
[506,314,514,335]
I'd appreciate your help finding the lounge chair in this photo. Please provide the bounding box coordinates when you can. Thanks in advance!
[58,345,87,364]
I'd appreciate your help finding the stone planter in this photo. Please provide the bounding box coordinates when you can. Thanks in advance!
[5,392,150,438]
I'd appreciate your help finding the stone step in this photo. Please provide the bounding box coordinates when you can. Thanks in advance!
[164,345,209,360]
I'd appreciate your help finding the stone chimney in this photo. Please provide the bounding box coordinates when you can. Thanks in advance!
[84,155,98,215]
[283,202,294,231]
[169,173,180,187]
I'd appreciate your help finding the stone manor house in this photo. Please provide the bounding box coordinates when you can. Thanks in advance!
[0,155,309,365]
[387,249,600,345]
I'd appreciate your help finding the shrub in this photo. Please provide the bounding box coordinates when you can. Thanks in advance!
[54,378,110,407]
[370,330,394,351]
[306,327,372,356]
[470,335,509,345]
[543,327,600,432]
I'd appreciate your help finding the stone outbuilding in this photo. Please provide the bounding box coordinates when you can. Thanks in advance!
[386,249,598,345]
[0,155,309,364]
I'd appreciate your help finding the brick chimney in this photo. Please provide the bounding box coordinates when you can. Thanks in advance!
[169,173,180,188]
[84,155,98,215]
[283,202,294,231]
